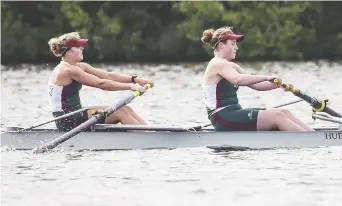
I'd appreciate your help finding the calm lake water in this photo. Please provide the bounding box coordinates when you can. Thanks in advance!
[1,61,342,206]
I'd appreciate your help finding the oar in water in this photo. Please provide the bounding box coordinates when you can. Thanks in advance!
[33,83,152,153]
[17,108,90,132]
[272,79,342,118]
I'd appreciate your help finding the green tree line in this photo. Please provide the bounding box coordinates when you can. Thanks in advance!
[1,1,342,64]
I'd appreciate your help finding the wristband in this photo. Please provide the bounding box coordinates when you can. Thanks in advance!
[131,75,137,84]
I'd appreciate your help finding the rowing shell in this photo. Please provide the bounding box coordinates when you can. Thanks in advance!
[1,124,341,151]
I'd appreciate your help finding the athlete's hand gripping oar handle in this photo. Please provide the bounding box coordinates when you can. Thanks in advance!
[272,78,342,118]
[272,78,296,93]
[133,83,153,96]
[33,83,153,154]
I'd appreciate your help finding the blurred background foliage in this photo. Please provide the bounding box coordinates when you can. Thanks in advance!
[1,1,342,64]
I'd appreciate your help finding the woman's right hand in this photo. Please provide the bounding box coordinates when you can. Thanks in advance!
[266,76,282,84]
[130,84,146,93]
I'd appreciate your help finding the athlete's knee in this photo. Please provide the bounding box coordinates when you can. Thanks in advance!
[277,108,292,116]
[124,105,133,112]
[257,110,278,130]
[270,110,287,122]
[269,108,292,117]
[109,107,128,118]
[261,110,287,129]
[119,107,130,115]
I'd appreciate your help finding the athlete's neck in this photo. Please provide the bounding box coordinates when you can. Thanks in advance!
[61,57,78,66]
[214,50,230,61]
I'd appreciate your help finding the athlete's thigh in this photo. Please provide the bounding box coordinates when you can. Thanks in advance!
[211,108,263,131]
[54,109,89,131]
[87,106,129,124]
[256,109,282,131]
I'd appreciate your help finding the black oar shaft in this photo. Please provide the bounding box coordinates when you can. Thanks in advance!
[39,117,99,151]
[324,107,342,118]
[273,79,342,118]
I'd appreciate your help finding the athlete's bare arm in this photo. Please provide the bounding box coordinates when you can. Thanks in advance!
[231,62,280,91]
[64,65,134,91]
[77,62,132,83]
[212,59,272,86]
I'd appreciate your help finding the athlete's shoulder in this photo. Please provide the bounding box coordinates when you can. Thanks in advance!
[209,57,234,71]
[59,64,83,77]
[76,62,90,68]
[76,62,96,73]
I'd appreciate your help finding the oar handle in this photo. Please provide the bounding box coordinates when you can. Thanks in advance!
[132,83,153,97]
[272,78,297,93]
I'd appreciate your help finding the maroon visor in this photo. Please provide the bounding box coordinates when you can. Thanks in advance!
[219,31,244,41]
[60,38,88,57]
[65,38,88,48]
[213,31,244,48]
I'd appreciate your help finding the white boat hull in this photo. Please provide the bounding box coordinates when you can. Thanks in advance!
[1,125,341,151]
